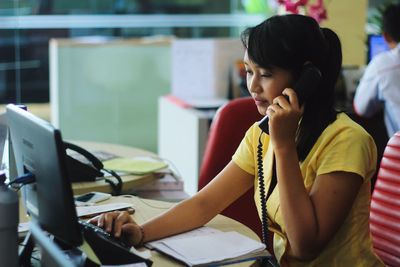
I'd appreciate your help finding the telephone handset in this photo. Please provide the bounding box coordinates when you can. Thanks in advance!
[64,142,122,195]
[258,63,322,133]
[64,142,104,182]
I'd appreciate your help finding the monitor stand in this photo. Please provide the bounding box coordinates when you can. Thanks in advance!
[42,246,98,267]
[20,231,98,267]
[19,232,35,267]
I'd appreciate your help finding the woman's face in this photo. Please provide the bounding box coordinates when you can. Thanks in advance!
[244,51,294,116]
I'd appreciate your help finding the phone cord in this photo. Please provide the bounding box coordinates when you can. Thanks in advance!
[257,133,278,266]
[103,169,123,195]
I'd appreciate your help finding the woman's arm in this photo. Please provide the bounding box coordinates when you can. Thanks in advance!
[275,146,362,260]
[141,161,254,243]
[268,88,363,260]
[92,161,254,245]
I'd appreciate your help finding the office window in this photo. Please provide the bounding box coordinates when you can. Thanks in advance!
[0,0,266,104]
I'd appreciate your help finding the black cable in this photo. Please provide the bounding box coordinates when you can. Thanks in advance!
[257,133,269,246]
[103,169,123,195]
[7,172,35,188]
[257,133,279,267]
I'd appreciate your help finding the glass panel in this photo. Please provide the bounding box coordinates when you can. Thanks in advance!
[0,0,266,103]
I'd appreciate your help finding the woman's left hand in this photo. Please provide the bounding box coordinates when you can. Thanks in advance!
[267,88,303,151]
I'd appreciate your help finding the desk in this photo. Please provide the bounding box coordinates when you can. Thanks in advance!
[104,196,260,267]
[70,141,159,196]
[19,197,261,266]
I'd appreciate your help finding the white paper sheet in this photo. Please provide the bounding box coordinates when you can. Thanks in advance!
[147,226,266,266]
[76,203,132,217]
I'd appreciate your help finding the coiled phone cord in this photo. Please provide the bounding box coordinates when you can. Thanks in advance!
[257,132,278,266]
[257,133,269,245]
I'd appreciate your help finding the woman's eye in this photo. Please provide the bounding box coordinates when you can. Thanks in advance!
[261,73,272,78]
[245,70,253,75]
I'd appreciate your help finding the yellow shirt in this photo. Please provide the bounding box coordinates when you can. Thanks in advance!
[232,113,383,266]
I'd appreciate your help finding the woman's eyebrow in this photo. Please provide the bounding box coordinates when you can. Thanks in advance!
[244,60,272,71]
[260,66,273,72]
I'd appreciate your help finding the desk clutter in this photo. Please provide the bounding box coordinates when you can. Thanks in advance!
[5,105,267,266]
[68,148,168,178]
[19,197,270,267]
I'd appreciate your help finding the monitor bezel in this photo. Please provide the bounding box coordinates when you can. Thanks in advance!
[6,104,82,247]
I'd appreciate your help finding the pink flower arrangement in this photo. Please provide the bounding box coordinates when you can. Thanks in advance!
[277,0,327,23]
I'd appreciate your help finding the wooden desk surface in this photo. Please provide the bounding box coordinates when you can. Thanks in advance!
[19,197,260,266]
[70,141,159,195]
[104,196,259,267]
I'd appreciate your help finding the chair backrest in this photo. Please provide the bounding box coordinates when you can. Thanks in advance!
[198,97,264,239]
[370,131,400,266]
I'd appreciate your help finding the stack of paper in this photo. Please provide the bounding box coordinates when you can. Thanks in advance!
[146,227,270,266]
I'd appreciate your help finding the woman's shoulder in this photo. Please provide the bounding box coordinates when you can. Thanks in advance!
[246,121,263,138]
[321,112,374,143]
[241,122,270,148]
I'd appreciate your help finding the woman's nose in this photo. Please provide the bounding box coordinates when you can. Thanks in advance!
[248,76,262,93]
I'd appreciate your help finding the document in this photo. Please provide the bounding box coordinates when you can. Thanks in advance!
[146,226,271,266]
[76,203,133,218]
[103,157,168,175]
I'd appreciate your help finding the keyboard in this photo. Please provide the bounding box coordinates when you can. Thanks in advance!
[78,220,152,266]
[78,220,131,250]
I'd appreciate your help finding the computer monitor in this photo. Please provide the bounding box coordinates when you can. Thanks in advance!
[30,222,76,267]
[6,104,82,247]
[367,34,390,63]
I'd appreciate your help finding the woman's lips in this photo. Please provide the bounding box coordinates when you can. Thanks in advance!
[254,99,268,106]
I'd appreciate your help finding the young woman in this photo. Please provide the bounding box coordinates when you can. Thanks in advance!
[90,14,383,266]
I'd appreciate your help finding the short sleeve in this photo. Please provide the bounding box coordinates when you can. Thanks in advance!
[316,128,377,181]
[232,123,259,175]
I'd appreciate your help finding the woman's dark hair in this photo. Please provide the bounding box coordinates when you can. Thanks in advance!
[241,14,342,161]
[382,3,400,42]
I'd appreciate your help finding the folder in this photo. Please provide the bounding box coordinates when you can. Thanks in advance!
[103,157,168,175]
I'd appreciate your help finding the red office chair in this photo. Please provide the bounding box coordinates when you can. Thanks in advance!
[198,97,273,248]
[370,131,400,266]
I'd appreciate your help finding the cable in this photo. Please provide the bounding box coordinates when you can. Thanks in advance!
[257,132,279,267]
[103,169,123,196]
[257,133,269,246]
[7,172,35,189]
[137,197,171,210]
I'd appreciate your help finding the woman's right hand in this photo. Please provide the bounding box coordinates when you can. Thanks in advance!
[88,211,144,246]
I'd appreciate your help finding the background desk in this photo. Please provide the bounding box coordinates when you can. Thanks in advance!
[104,196,261,267]
[70,141,188,201]
[70,141,158,196]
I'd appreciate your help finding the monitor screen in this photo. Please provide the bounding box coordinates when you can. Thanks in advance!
[368,34,390,63]
[6,104,82,247]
